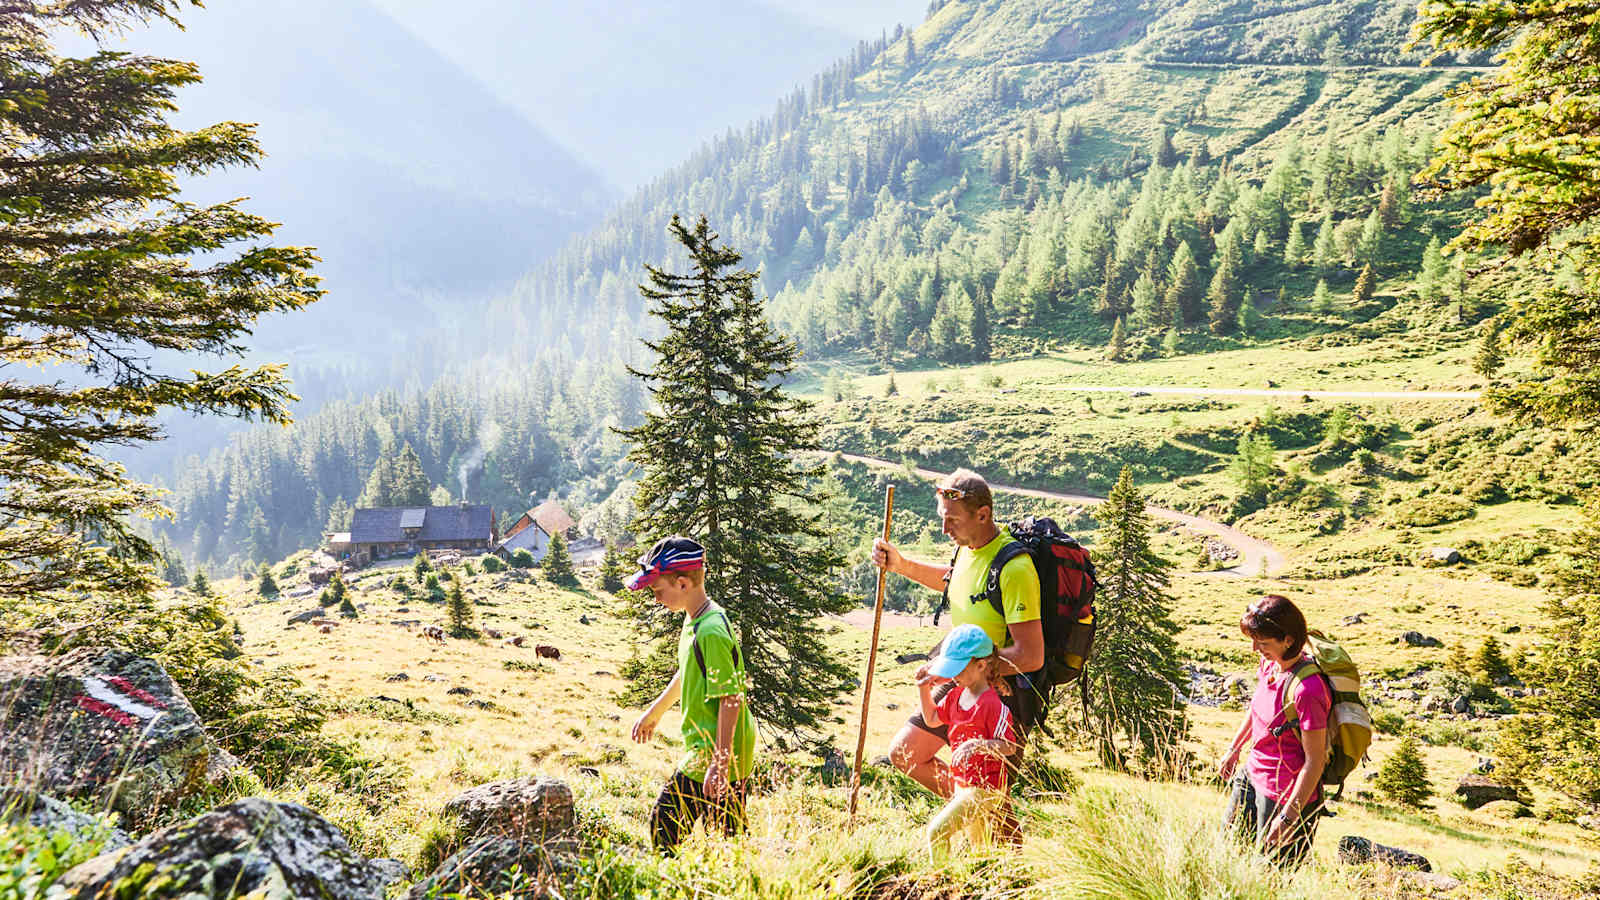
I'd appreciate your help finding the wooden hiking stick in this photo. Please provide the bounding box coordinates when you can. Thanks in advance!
[848,483,895,824]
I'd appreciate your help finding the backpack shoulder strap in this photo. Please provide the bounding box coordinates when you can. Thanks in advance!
[1272,659,1322,735]
[692,609,741,679]
[933,545,962,626]
[982,540,1032,618]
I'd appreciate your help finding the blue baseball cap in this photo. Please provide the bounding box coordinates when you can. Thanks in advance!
[928,624,995,679]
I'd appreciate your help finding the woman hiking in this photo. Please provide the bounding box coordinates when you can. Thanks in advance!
[1218,594,1330,866]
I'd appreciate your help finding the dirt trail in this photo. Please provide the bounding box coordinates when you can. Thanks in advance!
[833,453,1289,578]
[1038,385,1480,401]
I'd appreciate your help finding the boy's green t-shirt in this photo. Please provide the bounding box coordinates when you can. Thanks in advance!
[677,602,757,783]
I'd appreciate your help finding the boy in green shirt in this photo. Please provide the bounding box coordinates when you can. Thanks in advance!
[628,536,757,853]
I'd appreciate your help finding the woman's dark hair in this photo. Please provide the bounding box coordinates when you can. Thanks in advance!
[1240,594,1308,659]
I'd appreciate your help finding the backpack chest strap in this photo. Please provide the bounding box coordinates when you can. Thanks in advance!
[1271,659,1322,736]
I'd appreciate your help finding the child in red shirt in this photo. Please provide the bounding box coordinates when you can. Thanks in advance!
[918,624,1017,859]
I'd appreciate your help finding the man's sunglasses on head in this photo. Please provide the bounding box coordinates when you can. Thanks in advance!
[934,487,968,501]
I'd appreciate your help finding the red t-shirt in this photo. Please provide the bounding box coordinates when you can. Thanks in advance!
[937,685,1016,790]
[1247,657,1331,803]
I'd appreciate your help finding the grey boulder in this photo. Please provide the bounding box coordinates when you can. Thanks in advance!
[407,837,565,900]
[53,798,389,900]
[1338,835,1432,871]
[443,777,575,840]
[1454,773,1525,809]
[0,786,128,850]
[0,648,221,822]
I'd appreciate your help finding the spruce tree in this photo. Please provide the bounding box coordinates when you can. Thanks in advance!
[599,544,628,593]
[1161,327,1181,357]
[1416,236,1447,305]
[446,579,475,637]
[1475,636,1511,684]
[324,497,353,534]
[1107,317,1128,361]
[0,1,320,607]
[257,565,279,598]
[1085,468,1188,772]
[1496,491,1600,804]
[1352,262,1376,307]
[391,443,432,507]
[618,216,852,744]
[1374,733,1432,807]
[1153,126,1179,168]
[543,531,579,588]
[190,569,212,597]
[1165,241,1202,324]
[413,552,432,584]
[1283,221,1308,268]
[1312,213,1339,275]
[1230,432,1275,499]
[359,452,396,509]
[971,286,992,362]
[1312,279,1334,313]
[1473,320,1505,377]
[885,373,899,397]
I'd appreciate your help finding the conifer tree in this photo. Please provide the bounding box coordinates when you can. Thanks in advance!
[391,443,432,507]
[447,579,475,637]
[971,286,992,362]
[1475,636,1511,685]
[1312,279,1334,313]
[1352,263,1376,307]
[543,531,579,587]
[190,569,212,597]
[599,544,628,593]
[1153,126,1179,168]
[257,564,278,598]
[1129,272,1160,328]
[1312,213,1339,275]
[885,373,899,397]
[1417,236,1448,305]
[0,1,321,608]
[1207,255,1242,334]
[1473,320,1505,377]
[1375,733,1432,807]
[1283,221,1308,268]
[324,497,353,534]
[1496,491,1600,804]
[1165,241,1202,324]
[619,216,851,744]
[161,546,188,589]
[1084,468,1188,772]
[1230,433,1275,499]
[1161,328,1181,357]
[1107,317,1128,361]
[413,552,432,584]
[359,452,396,509]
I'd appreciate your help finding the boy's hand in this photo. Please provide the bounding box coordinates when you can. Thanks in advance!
[703,764,729,800]
[631,710,660,743]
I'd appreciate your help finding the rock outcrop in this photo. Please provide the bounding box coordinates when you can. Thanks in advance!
[1337,835,1432,871]
[1454,773,1524,809]
[54,799,389,900]
[443,777,575,841]
[0,648,221,820]
[0,786,128,849]
[406,837,564,900]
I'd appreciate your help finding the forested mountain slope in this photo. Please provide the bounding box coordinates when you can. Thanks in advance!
[160,0,1495,571]
[485,0,1484,368]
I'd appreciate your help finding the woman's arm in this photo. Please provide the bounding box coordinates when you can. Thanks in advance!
[1265,728,1328,848]
[1218,712,1253,780]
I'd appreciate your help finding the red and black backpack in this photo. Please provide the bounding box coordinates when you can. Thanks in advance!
[935,517,1098,726]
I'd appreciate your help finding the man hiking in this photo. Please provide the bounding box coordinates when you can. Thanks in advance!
[628,536,758,854]
[872,468,1044,802]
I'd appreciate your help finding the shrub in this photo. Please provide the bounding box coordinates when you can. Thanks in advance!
[1387,495,1475,527]
[510,548,536,569]
[0,819,111,899]
[1374,733,1432,807]
[256,564,278,597]
[480,554,506,573]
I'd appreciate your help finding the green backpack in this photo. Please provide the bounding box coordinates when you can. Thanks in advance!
[1272,629,1372,798]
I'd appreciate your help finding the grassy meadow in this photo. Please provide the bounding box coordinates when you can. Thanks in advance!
[198,538,1599,898]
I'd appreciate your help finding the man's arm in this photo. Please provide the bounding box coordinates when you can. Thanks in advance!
[999,619,1045,676]
[997,555,1045,674]
[630,670,682,743]
[703,693,742,799]
[872,538,950,592]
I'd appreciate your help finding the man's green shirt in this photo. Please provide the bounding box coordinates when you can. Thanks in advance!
[677,602,757,783]
[944,527,1041,648]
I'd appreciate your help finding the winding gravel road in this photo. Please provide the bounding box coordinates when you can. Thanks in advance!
[834,453,1289,578]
